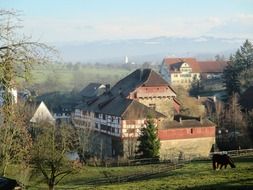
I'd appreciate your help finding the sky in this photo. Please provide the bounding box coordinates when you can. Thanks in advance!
[1,0,253,43]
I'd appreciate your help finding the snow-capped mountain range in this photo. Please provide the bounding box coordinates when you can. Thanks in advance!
[54,36,249,63]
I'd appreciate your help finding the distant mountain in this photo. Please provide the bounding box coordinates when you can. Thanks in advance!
[54,36,248,63]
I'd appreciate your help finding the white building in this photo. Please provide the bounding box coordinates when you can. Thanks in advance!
[30,101,55,124]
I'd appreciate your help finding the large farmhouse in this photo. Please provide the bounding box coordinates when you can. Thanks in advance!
[160,57,227,88]
[160,58,201,88]
[73,69,215,158]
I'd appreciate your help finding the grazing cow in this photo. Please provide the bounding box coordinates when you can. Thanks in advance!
[0,177,18,190]
[212,154,236,170]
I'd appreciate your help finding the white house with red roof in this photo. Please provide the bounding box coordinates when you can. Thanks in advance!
[160,57,228,88]
[160,57,201,88]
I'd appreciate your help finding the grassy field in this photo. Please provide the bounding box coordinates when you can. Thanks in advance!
[21,63,134,93]
[9,155,253,190]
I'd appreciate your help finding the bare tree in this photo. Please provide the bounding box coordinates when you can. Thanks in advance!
[31,122,76,190]
[218,93,247,150]
[0,103,33,176]
[0,10,55,176]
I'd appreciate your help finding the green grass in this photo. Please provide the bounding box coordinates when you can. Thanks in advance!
[10,155,253,190]
[22,63,132,93]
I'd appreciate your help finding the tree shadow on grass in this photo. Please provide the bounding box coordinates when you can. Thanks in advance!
[62,168,178,187]
[177,178,253,190]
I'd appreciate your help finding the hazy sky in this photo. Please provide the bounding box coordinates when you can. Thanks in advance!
[1,0,253,42]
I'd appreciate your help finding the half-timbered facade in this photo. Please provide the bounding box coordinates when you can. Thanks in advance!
[73,69,175,157]
[73,68,216,158]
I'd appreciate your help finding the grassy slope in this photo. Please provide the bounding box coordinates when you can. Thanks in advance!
[26,156,253,190]
[21,64,132,92]
[30,64,130,83]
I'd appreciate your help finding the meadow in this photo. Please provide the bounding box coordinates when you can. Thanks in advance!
[22,63,135,94]
[8,155,253,190]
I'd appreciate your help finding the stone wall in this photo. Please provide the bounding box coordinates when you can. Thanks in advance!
[138,97,174,120]
[159,137,215,159]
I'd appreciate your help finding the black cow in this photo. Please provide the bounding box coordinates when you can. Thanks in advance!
[0,177,18,190]
[212,154,236,170]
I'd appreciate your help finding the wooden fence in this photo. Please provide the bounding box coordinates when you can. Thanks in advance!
[84,148,253,168]
[209,148,253,158]
[86,156,187,167]
[86,161,189,185]
[84,149,253,185]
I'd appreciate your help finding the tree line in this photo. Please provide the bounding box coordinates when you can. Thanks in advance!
[209,39,253,150]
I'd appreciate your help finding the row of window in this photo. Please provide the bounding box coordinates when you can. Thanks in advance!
[94,112,120,124]
[180,68,192,72]
[173,74,191,77]
[74,119,91,127]
[99,124,120,134]
[172,79,191,83]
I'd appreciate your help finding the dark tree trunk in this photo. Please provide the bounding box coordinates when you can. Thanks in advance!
[48,184,54,190]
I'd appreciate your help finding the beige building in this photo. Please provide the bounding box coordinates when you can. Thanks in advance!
[160,57,201,88]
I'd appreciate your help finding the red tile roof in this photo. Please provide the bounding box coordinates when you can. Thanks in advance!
[163,57,200,73]
[198,61,227,73]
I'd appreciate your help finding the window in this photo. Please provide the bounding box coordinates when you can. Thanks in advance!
[107,115,112,122]
[111,127,115,133]
[102,114,106,120]
[115,128,119,134]
[127,128,136,134]
[101,124,111,132]
[149,104,156,110]
[95,112,99,118]
[190,128,193,134]
[101,124,107,131]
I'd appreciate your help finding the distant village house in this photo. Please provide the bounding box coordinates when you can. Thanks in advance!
[160,57,227,88]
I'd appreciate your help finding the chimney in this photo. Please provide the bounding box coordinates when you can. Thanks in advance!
[179,117,182,124]
[118,87,122,95]
[213,96,217,103]
[105,84,110,93]
[139,69,143,81]
[199,117,203,124]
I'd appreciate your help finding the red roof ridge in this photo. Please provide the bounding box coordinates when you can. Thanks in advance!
[163,57,200,72]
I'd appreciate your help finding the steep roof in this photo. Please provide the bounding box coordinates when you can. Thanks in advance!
[163,57,200,73]
[76,69,171,119]
[198,61,227,73]
[122,100,165,120]
[80,83,105,97]
[111,68,175,96]
[30,101,55,123]
[240,86,253,111]
[76,94,165,119]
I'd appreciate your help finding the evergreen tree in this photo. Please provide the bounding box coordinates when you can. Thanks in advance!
[223,39,253,95]
[223,60,241,96]
[137,117,160,158]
